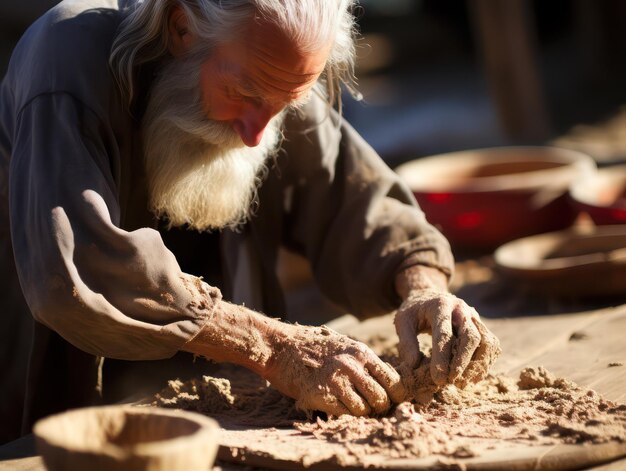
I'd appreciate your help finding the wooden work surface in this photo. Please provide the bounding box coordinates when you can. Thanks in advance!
[1,261,625,470]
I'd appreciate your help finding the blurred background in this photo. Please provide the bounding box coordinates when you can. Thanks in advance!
[3,0,626,322]
[345,0,626,167]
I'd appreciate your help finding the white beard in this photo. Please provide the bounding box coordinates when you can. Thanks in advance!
[141,54,284,232]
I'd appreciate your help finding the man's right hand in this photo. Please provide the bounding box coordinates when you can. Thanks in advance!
[262,324,406,416]
[184,292,405,417]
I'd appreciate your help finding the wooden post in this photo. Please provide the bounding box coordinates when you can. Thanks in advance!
[469,0,552,142]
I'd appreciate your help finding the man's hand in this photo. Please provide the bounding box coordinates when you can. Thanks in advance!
[264,325,406,416]
[394,265,500,388]
[183,292,405,417]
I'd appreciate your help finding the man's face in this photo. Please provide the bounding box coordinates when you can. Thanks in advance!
[141,17,330,231]
[198,18,329,147]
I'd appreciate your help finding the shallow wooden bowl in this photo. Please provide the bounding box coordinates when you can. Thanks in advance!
[494,225,626,297]
[395,146,596,250]
[34,405,219,471]
[569,164,626,225]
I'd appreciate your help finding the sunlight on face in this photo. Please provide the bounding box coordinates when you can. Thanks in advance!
[198,17,330,147]
[141,18,330,231]
[141,53,286,232]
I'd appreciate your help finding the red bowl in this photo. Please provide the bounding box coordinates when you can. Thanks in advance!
[569,164,626,225]
[395,147,596,250]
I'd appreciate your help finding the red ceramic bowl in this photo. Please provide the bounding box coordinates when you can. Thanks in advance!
[569,164,626,225]
[395,147,596,250]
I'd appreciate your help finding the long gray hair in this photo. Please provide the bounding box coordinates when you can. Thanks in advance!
[109,0,360,109]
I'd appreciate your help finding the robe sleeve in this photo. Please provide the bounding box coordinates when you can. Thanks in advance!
[280,96,455,317]
[9,92,220,360]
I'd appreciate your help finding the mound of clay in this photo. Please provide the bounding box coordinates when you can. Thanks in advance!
[152,365,304,428]
[296,366,626,462]
[152,364,625,463]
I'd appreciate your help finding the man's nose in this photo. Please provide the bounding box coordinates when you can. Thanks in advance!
[232,105,274,147]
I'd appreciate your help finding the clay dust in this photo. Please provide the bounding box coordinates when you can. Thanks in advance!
[296,366,626,463]
[152,354,625,466]
[151,365,303,428]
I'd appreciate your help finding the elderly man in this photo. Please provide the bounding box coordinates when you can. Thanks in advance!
[0,0,499,443]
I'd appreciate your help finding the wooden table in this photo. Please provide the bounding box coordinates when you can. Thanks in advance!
[1,268,625,470]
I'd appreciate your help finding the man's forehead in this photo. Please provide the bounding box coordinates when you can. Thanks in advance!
[224,17,330,102]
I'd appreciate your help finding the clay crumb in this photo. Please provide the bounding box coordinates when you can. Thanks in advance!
[517,366,574,390]
[160,292,174,304]
[569,331,589,341]
[72,286,86,307]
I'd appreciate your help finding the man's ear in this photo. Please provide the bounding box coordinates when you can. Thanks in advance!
[168,6,194,56]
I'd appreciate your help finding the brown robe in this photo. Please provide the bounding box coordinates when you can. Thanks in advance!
[0,0,454,443]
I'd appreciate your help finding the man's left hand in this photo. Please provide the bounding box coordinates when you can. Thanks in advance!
[394,288,500,388]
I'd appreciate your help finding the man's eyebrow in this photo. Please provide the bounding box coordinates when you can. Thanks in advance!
[221,70,262,101]
[237,75,296,108]
[237,77,261,96]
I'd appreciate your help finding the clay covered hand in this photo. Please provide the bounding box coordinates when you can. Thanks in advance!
[263,324,406,416]
[394,288,501,388]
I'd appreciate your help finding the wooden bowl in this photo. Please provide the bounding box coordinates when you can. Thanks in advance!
[569,164,626,225]
[494,225,626,297]
[395,147,596,250]
[33,405,219,471]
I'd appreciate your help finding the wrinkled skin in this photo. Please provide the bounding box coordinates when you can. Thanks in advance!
[394,288,501,389]
[186,267,499,417]
[264,325,407,416]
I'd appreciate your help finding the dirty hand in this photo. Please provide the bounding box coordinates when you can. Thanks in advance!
[394,288,501,387]
[263,324,406,416]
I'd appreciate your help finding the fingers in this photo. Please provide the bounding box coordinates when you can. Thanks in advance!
[341,364,390,415]
[401,293,499,388]
[456,317,501,387]
[429,297,454,385]
[394,308,422,369]
[448,306,481,384]
[365,359,407,404]
[329,375,371,416]
[297,391,351,417]
[301,366,394,418]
